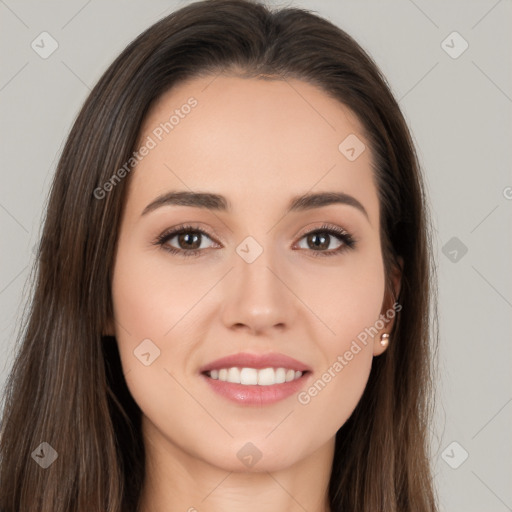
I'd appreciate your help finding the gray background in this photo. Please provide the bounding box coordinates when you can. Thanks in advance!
[1,0,511,510]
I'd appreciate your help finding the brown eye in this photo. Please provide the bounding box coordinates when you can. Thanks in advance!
[305,232,336,250]
[174,231,202,250]
[155,225,217,257]
[295,224,356,257]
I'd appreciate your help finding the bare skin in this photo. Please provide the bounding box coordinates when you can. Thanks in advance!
[107,74,401,512]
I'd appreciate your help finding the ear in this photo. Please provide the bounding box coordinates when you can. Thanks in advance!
[373,255,403,356]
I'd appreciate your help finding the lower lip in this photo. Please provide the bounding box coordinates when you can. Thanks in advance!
[200,372,311,406]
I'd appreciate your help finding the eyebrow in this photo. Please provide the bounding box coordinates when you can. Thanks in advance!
[141,190,369,221]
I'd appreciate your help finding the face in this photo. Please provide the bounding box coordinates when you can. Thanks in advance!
[109,75,400,473]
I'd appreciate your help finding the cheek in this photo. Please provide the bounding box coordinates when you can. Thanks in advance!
[110,243,218,402]
[296,251,385,423]
[296,278,384,437]
[111,245,207,342]
[295,341,373,453]
[300,247,386,342]
[110,248,206,440]
[110,246,178,394]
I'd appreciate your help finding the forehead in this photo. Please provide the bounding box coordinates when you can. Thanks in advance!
[127,74,378,223]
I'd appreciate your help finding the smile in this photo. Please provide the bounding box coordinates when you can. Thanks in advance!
[201,368,311,406]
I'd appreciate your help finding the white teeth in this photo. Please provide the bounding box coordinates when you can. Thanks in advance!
[208,367,304,385]
[257,367,275,385]
[228,367,240,384]
[240,367,258,385]
[275,368,286,384]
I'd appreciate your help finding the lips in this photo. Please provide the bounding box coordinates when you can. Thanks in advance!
[199,352,312,374]
[199,352,313,405]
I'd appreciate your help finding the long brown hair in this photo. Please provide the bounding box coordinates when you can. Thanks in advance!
[0,0,439,510]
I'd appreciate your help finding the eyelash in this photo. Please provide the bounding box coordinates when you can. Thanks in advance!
[153,223,357,258]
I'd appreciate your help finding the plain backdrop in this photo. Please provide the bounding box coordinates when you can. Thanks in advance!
[0,1,511,511]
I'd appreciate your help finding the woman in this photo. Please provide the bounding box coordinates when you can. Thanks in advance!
[0,0,439,510]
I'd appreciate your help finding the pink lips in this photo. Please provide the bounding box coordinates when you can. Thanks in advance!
[199,352,312,406]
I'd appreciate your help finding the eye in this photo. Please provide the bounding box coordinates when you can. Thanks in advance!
[294,223,356,257]
[153,224,218,257]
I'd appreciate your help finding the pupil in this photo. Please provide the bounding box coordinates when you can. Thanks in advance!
[180,232,200,249]
[310,233,328,250]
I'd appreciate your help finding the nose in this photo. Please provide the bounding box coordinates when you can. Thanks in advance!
[220,248,298,335]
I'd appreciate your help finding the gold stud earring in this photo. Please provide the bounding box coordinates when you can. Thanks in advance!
[380,333,390,347]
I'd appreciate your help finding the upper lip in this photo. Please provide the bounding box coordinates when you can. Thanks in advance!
[199,352,312,373]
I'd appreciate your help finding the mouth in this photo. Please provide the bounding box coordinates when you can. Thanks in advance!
[200,366,312,406]
[198,351,312,405]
